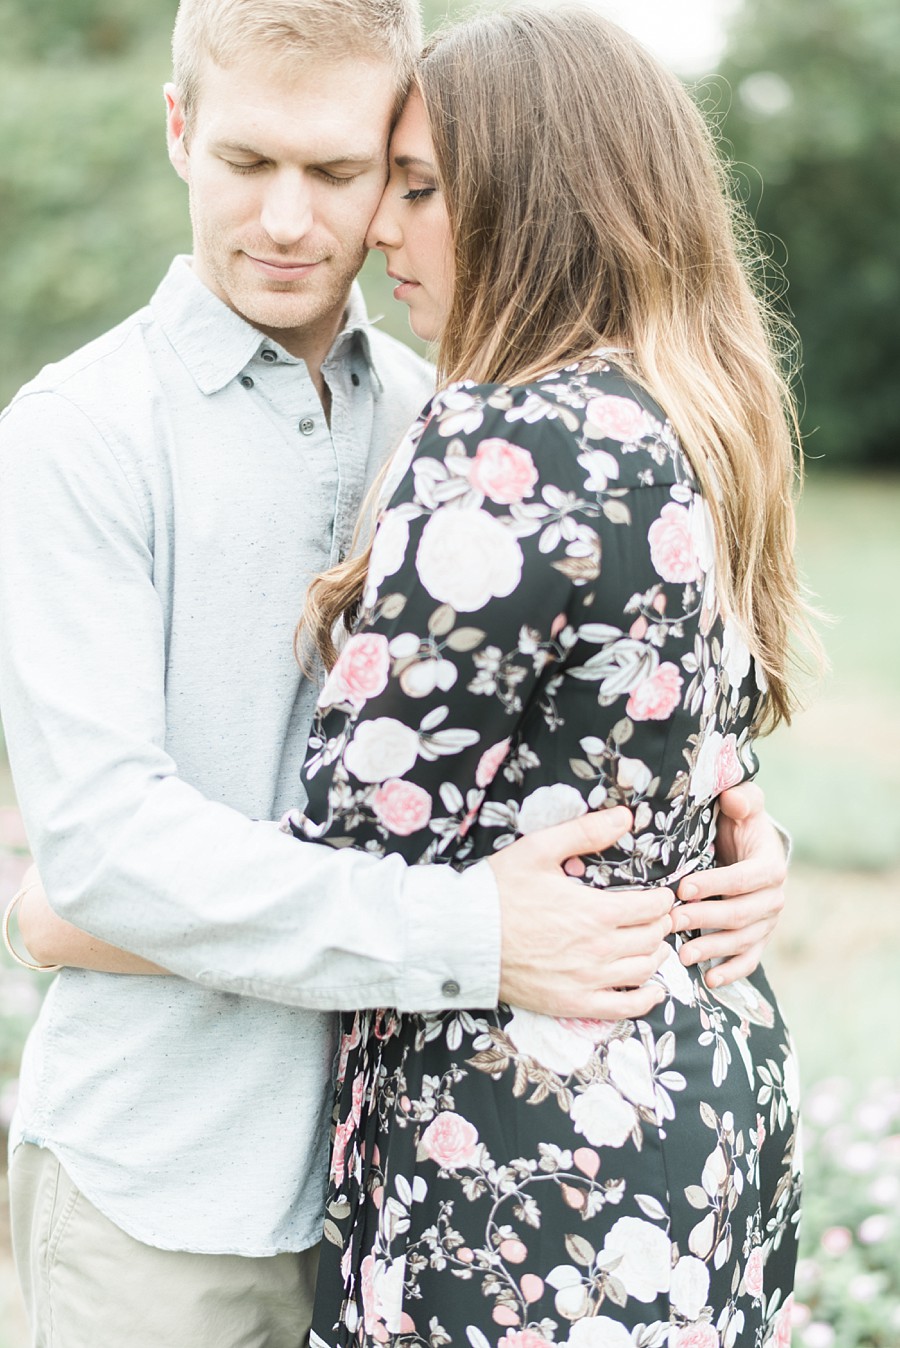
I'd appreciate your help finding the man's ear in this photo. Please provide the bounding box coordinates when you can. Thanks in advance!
[164,83,190,183]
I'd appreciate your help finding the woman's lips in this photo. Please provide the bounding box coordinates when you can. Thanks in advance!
[388,271,420,301]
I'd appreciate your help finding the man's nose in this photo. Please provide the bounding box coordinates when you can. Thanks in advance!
[259,171,315,246]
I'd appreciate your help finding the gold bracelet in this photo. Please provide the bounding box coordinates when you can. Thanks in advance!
[2,885,63,974]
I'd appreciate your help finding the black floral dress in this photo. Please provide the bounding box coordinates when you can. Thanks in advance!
[289,356,801,1348]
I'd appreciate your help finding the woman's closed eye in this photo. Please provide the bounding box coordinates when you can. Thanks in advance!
[401,187,436,202]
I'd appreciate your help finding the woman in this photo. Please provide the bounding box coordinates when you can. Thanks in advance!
[291,7,812,1346]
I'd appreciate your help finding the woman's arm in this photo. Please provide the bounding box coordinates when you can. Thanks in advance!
[15,866,167,974]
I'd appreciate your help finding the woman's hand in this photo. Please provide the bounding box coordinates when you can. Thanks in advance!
[672,782,788,987]
[15,865,167,975]
[490,782,789,1015]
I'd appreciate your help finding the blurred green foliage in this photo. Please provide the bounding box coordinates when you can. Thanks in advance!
[717,0,900,466]
[1,0,898,470]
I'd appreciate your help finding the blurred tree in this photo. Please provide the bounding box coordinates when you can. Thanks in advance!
[0,0,176,61]
[716,0,900,467]
[0,1,186,404]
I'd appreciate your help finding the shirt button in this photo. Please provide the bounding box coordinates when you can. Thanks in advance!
[299,418,316,436]
[442,979,461,998]
[261,348,277,363]
[351,372,360,387]
[240,375,254,389]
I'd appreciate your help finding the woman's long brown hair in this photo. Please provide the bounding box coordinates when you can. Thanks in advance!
[299,4,822,728]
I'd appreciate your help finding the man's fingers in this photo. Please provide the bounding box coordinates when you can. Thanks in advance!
[603,887,675,929]
[577,984,665,1020]
[717,781,765,822]
[595,946,670,990]
[528,806,633,864]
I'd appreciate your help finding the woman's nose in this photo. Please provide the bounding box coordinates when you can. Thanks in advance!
[365,188,402,252]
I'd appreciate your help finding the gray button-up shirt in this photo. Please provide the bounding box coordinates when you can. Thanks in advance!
[0,257,500,1255]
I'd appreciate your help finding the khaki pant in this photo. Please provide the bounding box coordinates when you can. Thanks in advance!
[9,1143,319,1348]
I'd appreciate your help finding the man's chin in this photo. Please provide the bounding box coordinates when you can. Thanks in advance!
[229,286,344,336]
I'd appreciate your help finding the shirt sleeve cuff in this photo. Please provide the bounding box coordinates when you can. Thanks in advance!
[398,859,501,1013]
[767,812,792,862]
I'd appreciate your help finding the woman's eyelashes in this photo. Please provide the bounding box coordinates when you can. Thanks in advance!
[401,187,436,202]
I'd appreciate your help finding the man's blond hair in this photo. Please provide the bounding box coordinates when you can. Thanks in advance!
[172,0,422,127]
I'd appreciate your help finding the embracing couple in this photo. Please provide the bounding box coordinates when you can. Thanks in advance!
[0,1,810,1345]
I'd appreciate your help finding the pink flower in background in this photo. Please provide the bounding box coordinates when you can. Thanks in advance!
[585,393,649,442]
[0,851,31,894]
[469,438,538,504]
[321,633,390,709]
[372,779,432,836]
[420,1112,480,1169]
[475,737,511,787]
[648,502,700,583]
[0,806,29,850]
[820,1226,852,1256]
[626,662,683,721]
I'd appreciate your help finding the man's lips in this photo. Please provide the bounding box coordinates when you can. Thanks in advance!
[244,253,322,280]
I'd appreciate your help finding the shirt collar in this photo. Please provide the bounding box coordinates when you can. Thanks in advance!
[150,255,378,396]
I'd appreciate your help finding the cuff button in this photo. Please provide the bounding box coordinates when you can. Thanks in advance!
[442,979,461,998]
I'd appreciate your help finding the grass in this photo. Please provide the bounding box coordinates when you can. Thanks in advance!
[756,473,900,870]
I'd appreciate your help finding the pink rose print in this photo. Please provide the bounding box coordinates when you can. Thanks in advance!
[671,1325,719,1348]
[360,1254,379,1337]
[322,632,390,708]
[350,1071,365,1127]
[585,393,649,441]
[744,1246,765,1299]
[420,1111,480,1169]
[626,662,684,721]
[475,737,511,788]
[336,1015,362,1086]
[773,1296,793,1348]
[715,733,743,792]
[498,1331,548,1348]
[469,438,539,504]
[648,502,700,583]
[372,779,432,836]
[330,1116,354,1187]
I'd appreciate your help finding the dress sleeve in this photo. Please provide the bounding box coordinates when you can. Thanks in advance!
[295,384,599,863]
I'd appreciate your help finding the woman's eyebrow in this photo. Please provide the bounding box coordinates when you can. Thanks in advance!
[393,154,435,170]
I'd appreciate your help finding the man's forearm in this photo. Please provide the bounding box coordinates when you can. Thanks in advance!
[27,773,501,1012]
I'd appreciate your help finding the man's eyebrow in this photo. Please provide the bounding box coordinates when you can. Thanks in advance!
[316,154,383,168]
[213,140,264,155]
[212,141,381,166]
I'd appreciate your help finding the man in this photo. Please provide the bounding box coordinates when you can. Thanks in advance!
[0,1,788,1344]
